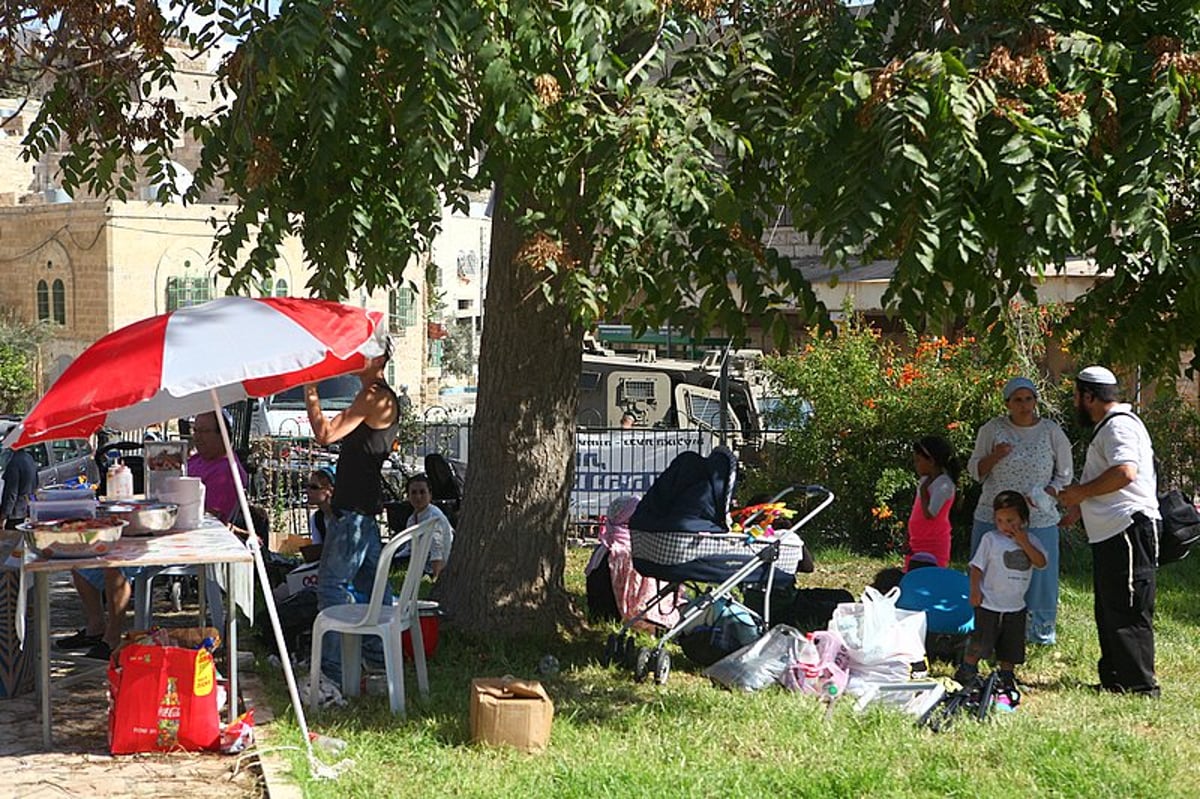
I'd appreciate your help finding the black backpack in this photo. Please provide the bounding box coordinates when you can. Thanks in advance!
[1093,412,1200,565]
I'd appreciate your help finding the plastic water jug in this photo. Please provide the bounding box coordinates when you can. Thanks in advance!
[107,462,134,499]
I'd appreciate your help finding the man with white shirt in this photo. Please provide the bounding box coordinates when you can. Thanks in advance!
[1059,366,1160,697]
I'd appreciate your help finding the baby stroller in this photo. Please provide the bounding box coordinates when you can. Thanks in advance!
[601,447,833,684]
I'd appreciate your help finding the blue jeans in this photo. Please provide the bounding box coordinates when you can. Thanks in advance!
[77,566,144,591]
[316,510,390,681]
[970,519,1059,645]
[1024,525,1059,644]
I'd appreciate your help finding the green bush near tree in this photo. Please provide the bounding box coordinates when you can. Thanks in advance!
[751,316,1011,558]
[747,312,1200,561]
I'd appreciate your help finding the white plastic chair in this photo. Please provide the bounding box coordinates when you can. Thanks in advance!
[308,517,441,717]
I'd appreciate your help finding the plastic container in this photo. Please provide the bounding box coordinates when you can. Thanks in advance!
[107,462,135,499]
[36,486,96,502]
[28,497,99,523]
[309,732,347,754]
[401,602,441,660]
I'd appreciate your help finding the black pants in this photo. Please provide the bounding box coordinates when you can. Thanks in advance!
[1091,516,1159,695]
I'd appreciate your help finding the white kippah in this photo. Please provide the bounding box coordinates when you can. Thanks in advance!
[1077,365,1117,385]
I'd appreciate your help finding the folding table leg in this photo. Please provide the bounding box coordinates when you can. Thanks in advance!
[37,572,51,748]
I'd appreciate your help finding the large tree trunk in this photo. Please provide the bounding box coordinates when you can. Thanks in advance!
[433,192,582,636]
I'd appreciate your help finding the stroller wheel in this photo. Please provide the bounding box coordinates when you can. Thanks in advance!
[653,649,671,685]
[622,636,638,670]
[633,647,652,682]
[601,634,619,667]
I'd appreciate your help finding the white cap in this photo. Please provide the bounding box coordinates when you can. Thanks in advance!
[1077,365,1117,385]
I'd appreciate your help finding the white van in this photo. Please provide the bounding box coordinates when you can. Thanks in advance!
[249,375,362,439]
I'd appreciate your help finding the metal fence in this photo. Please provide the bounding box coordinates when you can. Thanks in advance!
[390,421,777,529]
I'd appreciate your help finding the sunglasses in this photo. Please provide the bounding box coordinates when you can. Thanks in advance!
[306,483,328,490]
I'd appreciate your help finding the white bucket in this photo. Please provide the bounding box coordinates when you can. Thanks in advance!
[157,477,206,530]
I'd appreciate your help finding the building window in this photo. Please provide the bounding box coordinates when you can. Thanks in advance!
[389,286,417,333]
[36,280,50,321]
[456,251,478,279]
[51,278,66,324]
[457,299,473,312]
[428,339,444,367]
[274,278,288,297]
[165,275,212,311]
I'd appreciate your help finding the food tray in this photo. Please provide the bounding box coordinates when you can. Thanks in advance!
[19,517,128,559]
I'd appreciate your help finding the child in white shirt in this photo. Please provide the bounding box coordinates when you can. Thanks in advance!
[955,491,1048,695]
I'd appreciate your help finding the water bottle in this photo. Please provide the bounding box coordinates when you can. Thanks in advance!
[309,732,348,755]
[822,681,841,721]
[107,461,134,499]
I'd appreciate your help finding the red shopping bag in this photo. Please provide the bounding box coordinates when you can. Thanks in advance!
[107,643,221,754]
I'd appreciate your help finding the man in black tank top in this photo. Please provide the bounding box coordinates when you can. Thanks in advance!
[304,341,400,683]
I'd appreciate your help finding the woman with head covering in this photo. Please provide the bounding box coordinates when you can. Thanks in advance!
[966,376,1072,644]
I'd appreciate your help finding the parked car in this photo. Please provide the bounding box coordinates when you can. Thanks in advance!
[0,416,101,496]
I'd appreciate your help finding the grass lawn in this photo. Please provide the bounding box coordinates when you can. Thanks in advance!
[257,538,1200,798]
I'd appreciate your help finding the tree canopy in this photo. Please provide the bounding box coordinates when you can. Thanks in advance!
[767,0,1200,375]
[9,1,1198,368]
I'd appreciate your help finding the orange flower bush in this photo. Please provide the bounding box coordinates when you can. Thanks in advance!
[753,313,1020,555]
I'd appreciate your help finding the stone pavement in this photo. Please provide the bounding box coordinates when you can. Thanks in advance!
[0,571,267,799]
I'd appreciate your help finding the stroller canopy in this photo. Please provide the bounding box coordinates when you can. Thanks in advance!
[628,448,736,534]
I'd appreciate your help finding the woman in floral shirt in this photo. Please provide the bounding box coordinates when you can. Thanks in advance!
[967,377,1072,645]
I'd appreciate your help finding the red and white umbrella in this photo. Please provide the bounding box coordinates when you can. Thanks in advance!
[3,296,386,449]
[5,295,385,777]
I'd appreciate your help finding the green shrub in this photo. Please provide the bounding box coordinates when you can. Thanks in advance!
[752,316,1015,556]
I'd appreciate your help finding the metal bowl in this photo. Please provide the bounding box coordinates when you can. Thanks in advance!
[20,517,128,559]
[97,501,179,535]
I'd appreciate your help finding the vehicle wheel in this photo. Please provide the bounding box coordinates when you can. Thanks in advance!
[633,647,652,682]
[601,633,619,667]
[653,649,671,685]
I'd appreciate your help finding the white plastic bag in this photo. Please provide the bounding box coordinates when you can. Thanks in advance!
[829,587,926,666]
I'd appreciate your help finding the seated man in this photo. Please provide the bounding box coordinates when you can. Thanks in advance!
[57,410,248,660]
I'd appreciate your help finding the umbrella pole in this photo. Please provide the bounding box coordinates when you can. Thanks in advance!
[210,392,327,775]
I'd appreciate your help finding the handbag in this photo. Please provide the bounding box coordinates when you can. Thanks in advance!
[107,642,221,754]
[1155,489,1200,564]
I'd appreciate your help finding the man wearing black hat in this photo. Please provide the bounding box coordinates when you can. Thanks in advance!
[1059,366,1160,696]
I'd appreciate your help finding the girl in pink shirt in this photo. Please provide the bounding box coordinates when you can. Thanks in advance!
[907,435,959,569]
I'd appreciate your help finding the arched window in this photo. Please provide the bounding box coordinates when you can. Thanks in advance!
[51,279,66,324]
[36,280,50,321]
[274,278,289,297]
[165,274,212,311]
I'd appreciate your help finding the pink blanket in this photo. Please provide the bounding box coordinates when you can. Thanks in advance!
[600,495,683,629]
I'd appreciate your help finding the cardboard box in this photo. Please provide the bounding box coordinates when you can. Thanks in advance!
[285,562,320,597]
[470,677,553,753]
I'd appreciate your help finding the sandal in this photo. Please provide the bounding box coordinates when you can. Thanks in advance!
[54,628,103,651]
[83,640,114,661]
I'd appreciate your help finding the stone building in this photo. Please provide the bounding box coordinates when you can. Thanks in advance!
[0,199,429,399]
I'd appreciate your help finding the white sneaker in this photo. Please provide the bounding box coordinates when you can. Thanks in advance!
[306,674,347,709]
